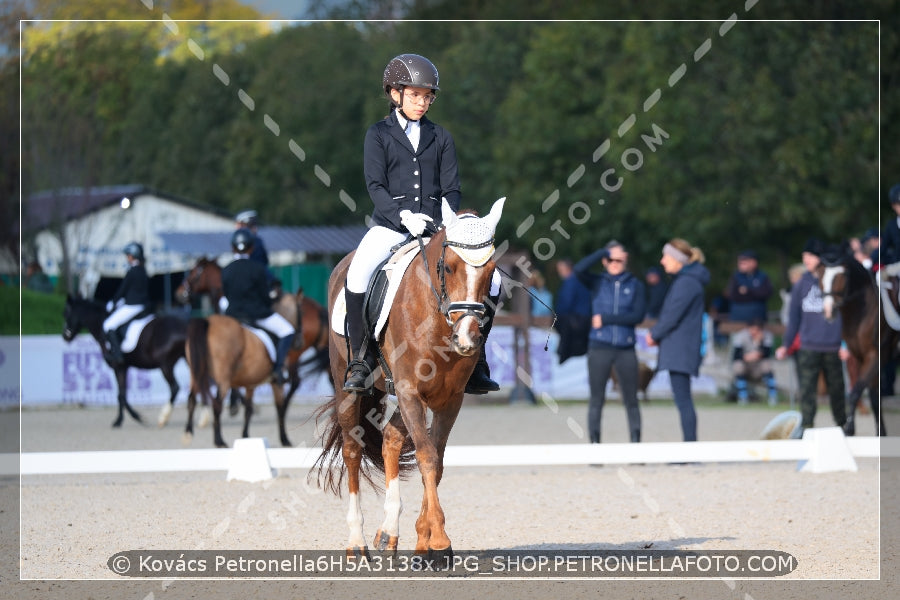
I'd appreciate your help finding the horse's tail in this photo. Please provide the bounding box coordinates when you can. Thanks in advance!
[186,318,212,404]
[310,393,416,497]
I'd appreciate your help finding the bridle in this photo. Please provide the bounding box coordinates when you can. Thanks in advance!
[178,265,202,302]
[417,235,491,329]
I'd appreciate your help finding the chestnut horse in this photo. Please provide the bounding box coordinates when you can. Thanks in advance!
[819,244,888,436]
[62,295,187,427]
[313,198,505,559]
[184,315,292,447]
[175,257,331,409]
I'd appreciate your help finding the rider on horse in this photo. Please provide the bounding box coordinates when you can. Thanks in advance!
[102,242,151,366]
[342,53,502,395]
[221,228,295,385]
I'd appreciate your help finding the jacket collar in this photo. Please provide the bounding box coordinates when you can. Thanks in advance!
[387,110,435,155]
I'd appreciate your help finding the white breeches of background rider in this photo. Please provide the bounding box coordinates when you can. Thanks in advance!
[255,312,295,338]
[103,304,144,333]
[345,225,501,296]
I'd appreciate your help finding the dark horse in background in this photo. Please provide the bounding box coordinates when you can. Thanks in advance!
[818,244,892,436]
[62,295,188,427]
[313,198,505,559]
[175,256,332,411]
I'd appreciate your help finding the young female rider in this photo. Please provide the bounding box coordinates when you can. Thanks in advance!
[343,53,502,394]
[102,242,151,365]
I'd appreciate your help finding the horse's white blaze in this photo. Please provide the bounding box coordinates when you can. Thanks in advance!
[380,476,403,537]
[346,492,366,549]
[454,263,482,351]
[822,265,843,320]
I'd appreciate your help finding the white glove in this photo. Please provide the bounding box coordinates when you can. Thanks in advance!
[399,210,433,237]
[106,300,114,312]
[218,296,229,312]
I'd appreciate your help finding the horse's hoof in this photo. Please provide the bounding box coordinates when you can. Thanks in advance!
[281,436,293,448]
[346,546,371,560]
[111,419,123,428]
[843,420,856,436]
[181,432,193,446]
[426,545,453,570]
[229,403,240,418]
[374,530,398,553]
[158,404,173,427]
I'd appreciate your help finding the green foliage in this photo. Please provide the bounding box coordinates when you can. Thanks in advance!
[14,0,895,305]
[0,286,66,335]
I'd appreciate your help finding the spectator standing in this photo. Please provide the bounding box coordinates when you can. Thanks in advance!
[644,266,668,320]
[725,249,773,324]
[574,241,646,443]
[527,271,554,317]
[775,238,849,435]
[554,258,592,363]
[24,261,54,294]
[646,238,709,442]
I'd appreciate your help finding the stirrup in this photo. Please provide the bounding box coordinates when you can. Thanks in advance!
[343,359,373,393]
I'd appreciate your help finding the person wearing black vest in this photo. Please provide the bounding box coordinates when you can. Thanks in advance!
[102,242,152,365]
[221,229,295,385]
[342,53,502,395]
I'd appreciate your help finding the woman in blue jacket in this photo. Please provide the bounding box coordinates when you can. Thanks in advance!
[575,241,646,443]
[646,238,710,442]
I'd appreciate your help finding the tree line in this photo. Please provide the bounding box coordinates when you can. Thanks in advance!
[5,0,898,304]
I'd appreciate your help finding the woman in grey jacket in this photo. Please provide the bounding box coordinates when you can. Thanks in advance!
[646,238,710,442]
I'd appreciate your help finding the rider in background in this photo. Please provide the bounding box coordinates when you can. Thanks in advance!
[880,184,900,274]
[102,242,151,365]
[235,209,278,294]
[221,229,295,385]
[342,53,502,395]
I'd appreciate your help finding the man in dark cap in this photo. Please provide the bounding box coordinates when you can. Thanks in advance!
[775,238,849,435]
[724,249,773,324]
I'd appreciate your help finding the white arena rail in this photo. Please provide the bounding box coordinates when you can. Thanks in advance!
[4,431,896,480]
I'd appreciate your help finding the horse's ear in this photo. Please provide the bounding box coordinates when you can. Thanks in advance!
[441,197,457,228]
[482,197,506,233]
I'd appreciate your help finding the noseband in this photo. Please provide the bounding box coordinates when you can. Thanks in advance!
[418,236,491,329]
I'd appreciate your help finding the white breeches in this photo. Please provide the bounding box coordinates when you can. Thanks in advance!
[346,226,409,294]
[103,304,144,332]
[256,312,295,338]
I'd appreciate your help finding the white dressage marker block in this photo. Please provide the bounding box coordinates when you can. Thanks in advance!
[226,438,275,482]
[798,427,858,473]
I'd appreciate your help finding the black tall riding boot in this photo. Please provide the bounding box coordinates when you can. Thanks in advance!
[271,333,295,385]
[343,290,373,393]
[465,294,500,394]
[104,329,124,366]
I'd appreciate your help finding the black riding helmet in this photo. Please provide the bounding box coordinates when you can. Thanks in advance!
[383,53,440,110]
[123,242,144,262]
[232,228,255,254]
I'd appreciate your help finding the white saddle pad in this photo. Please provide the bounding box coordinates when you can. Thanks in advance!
[244,325,277,363]
[331,240,423,340]
[121,314,155,353]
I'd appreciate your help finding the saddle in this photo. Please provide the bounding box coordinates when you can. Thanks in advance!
[331,237,425,340]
